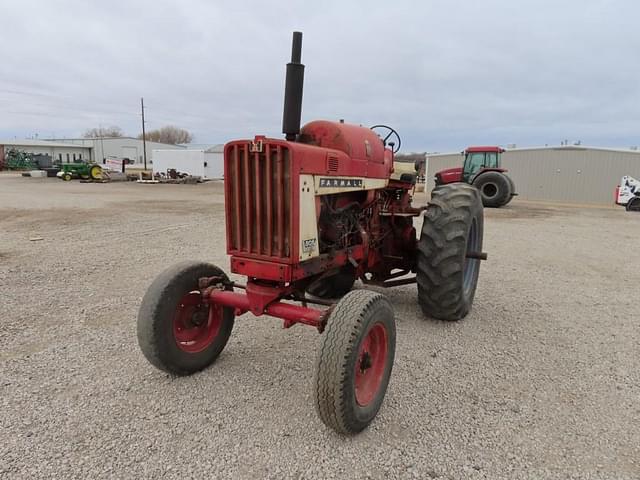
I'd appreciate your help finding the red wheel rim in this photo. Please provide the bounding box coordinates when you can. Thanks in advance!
[354,322,388,407]
[173,292,222,353]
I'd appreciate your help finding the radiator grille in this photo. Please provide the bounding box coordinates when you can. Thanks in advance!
[226,143,291,258]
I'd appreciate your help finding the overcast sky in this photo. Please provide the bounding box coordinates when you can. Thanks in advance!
[1,0,638,152]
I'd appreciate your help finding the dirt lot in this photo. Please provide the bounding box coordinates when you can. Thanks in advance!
[1,175,639,479]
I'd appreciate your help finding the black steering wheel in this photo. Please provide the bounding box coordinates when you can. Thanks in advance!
[370,124,402,154]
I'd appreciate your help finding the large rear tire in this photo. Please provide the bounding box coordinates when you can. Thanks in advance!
[473,171,511,207]
[417,183,484,320]
[137,261,235,375]
[306,265,356,299]
[314,290,396,434]
[89,164,102,180]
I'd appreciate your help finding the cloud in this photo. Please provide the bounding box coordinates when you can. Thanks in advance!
[1,0,638,151]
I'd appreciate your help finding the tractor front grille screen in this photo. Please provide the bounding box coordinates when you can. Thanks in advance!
[226,143,291,259]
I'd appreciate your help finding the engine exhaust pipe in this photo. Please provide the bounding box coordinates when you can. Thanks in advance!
[282,31,305,141]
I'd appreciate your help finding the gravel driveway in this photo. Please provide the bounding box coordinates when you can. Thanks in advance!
[1,176,638,479]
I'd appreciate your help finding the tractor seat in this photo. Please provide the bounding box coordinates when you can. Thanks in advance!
[391,161,418,184]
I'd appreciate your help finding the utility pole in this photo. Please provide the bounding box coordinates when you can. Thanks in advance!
[98,123,106,165]
[141,97,147,170]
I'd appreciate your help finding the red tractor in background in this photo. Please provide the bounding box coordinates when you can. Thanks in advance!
[137,32,487,434]
[435,146,516,207]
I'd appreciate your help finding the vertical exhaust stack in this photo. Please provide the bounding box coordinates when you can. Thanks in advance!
[282,31,305,141]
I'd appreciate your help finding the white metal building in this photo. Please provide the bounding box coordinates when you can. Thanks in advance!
[426,145,640,206]
[0,139,92,166]
[47,137,184,166]
[152,145,224,179]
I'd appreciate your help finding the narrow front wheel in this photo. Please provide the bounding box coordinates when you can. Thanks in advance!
[313,290,396,434]
[137,261,235,375]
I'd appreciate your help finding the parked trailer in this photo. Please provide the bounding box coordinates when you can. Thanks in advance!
[152,149,223,179]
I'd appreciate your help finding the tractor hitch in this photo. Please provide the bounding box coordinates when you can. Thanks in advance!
[466,251,488,260]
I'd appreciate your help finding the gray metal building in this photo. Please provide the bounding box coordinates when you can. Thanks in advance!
[426,146,640,205]
[47,137,184,165]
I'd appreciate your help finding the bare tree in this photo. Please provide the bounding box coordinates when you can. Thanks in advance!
[138,126,193,145]
[82,126,125,138]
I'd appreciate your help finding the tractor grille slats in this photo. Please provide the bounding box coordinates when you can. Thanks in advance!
[227,143,291,259]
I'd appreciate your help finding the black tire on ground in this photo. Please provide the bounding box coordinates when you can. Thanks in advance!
[137,261,235,376]
[306,265,356,299]
[314,290,396,434]
[504,175,516,205]
[473,171,512,207]
[626,196,640,212]
[62,173,72,181]
[417,183,484,321]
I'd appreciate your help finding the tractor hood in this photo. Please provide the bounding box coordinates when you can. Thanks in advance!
[435,167,463,184]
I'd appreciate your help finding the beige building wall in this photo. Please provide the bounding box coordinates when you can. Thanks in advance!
[426,147,640,205]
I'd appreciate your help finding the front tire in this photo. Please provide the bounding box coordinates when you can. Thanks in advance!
[473,171,512,207]
[314,290,396,434]
[417,183,484,320]
[137,261,235,375]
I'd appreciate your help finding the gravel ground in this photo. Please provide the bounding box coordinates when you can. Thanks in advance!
[1,175,639,479]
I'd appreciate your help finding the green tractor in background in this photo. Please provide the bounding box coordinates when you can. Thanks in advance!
[57,162,103,181]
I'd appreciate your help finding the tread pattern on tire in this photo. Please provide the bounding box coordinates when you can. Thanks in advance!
[504,175,516,205]
[313,290,395,434]
[418,183,483,321]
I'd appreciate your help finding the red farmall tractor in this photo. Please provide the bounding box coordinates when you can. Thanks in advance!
[435,146,516,207]
[137,32,487,434]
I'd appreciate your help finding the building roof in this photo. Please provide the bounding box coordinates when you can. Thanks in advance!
[45,137,186,148]
[0,139,91,149]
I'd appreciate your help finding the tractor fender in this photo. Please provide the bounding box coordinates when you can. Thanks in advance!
[435,167,463,185]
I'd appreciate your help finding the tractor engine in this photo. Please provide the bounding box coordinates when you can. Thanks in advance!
[317,193,367,252]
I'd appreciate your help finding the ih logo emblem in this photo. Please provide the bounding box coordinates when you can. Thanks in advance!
[318,178,363,188]
[249,139,264,153]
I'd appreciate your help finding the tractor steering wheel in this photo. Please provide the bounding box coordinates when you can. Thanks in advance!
[370,124,402,154]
